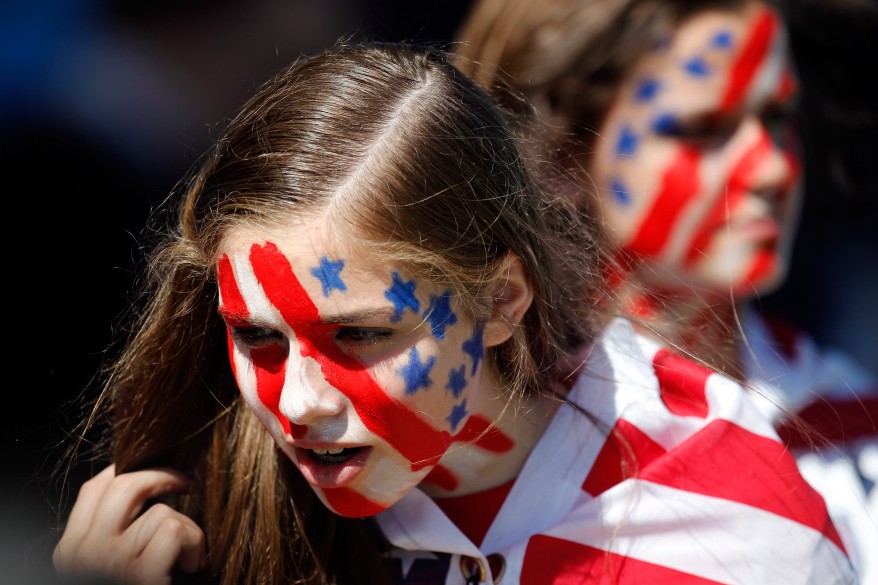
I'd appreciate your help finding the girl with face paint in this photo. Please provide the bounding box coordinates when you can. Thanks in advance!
[456,0,878,581]
[54,42,854,585]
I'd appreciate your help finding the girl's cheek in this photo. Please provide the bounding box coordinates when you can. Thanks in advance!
[623,146,703,258]
[229,341,293,437]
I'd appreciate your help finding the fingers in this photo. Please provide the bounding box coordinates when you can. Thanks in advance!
[54,465,205,585]
[134,505,206,575]
[91,466,192,534]
[59,463,117,547]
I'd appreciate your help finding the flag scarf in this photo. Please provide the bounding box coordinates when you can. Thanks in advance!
[376,318,856,585]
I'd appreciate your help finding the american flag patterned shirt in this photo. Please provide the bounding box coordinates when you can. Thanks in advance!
[375,318,856,585]
[743,308,877,585]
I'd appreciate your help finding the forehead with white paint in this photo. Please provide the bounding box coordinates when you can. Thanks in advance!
[217,217,371,316]
[635,2,792,121]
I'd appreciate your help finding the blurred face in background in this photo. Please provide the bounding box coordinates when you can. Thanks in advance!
[588,0,801,299]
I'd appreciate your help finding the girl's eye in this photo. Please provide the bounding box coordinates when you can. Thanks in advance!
[229,325,284,348]
[761,107,795,145]
[333,327,393,346]
[652,114,736,145]
[669,122,734,144]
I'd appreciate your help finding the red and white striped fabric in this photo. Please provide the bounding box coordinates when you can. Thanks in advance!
[376,318,856,585]
[742,308,878,584]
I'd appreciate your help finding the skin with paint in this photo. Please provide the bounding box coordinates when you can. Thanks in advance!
[52,43,605,585]
[217,218,549,517]
[587,2,801,300]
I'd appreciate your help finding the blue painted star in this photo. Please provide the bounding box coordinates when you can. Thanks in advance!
[712,30,733,50]
[310,256,347,297]
[651,113,683,135]
[446,399,469,431]
[397,347,436,395]
[683,56,711,77]
[461,321,485,375]
[610,178,631,206]
[425,291,458,340]
[384,272,420,322]
[634,77,661,102]
[615,124,638,157]
[445,365,468,398]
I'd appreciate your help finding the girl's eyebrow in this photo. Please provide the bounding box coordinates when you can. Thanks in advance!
[319,308,397,325]
[217,307,249,322]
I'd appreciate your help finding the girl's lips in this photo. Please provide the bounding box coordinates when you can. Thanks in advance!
[294,446,373,489]
[730,216,781,244]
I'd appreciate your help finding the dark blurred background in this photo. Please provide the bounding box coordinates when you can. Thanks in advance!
[2,1,875,584]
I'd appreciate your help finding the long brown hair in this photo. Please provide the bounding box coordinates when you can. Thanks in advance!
[70,41,608,584]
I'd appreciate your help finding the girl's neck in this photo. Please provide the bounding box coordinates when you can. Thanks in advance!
[617,275,749,382]
[420,375,561,499]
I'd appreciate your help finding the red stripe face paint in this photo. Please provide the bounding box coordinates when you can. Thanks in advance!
[589,3,801,299]
[719,8,778,113]
[683,124,777,267]
[625,146,701,258]
[216,223,516,517]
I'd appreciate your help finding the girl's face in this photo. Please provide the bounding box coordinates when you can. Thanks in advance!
[215,217,506,517]
[589,1,801,298]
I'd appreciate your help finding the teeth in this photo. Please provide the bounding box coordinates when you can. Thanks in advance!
[312,448,345,455]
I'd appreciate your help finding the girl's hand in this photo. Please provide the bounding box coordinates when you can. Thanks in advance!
[53,464,206,585]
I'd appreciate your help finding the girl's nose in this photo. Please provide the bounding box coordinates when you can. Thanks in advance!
[278,356,347,427]
[736,117,800,199]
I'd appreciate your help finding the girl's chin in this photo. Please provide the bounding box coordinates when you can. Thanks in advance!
[317,486,392,518]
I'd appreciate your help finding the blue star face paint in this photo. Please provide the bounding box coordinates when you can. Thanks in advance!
[461,321,486,376]
[397,347,437,395]
[616,124,639,158]
[311,256,347,297]
[385,272,420,322]
[425,291,458,340]
[446,399,469,432]
[445,365,468,398]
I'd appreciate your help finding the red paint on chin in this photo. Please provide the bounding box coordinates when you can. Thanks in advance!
[453,415,515,453]
[322,487,389,518]
[720,7,778,113]
[423,465,459,491]
[422,415,516,493]
[248,242,452,471]
[626,147,701,258]
[741,247,777,292]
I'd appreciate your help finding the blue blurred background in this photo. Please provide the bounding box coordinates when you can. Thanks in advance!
[2,1,875,583]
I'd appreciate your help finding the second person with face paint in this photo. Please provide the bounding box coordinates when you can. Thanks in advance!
[53,42,855,584]
[454,0,878,581]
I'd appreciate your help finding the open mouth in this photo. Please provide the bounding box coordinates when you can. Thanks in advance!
[309,447,364,465]
[294,445,372,488]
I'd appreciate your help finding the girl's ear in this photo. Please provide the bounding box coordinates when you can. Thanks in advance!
[483,253,534,348]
